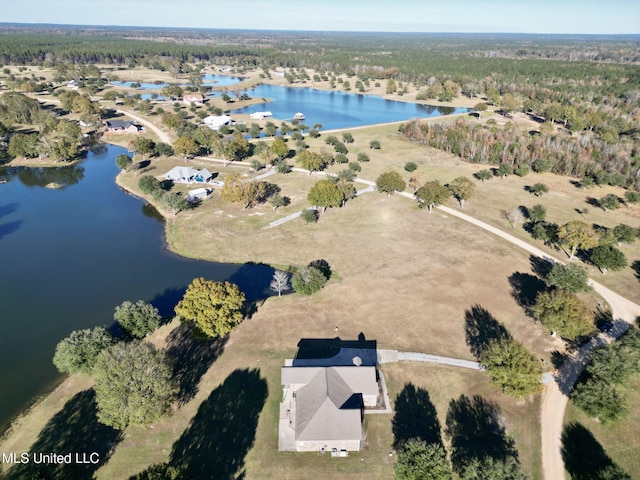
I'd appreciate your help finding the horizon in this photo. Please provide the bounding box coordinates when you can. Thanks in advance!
[3,22,640,38]
[3,0,639,35]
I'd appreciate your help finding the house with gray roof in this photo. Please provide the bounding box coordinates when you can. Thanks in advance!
[279,338,381,453]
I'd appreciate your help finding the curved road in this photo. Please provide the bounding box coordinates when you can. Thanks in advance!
[115,109,172,145]
[429,203,640,480]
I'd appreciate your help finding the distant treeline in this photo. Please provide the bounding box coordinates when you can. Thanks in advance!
[400,119,640,190]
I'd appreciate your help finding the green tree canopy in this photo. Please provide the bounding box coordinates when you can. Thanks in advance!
[545,263,590,293]
[307,179,345,212]
[447,176,476,207]
[480,338,542,399]
[416,180,451,213]
[529,183,549,196]
[138,175,162,196]
[295,150,326,174]
[114,300,161,338]
[557,221,599,259]
[571,377,628,424]
[115,153,132,172]
[598,194,621,212]
[474,169,493,183]
[172,136,199,159]
[376,171,406,196]
[291,266,327,295]
[394,440,452,480]
[52,326,114,375]
[533,289,595,339]
[131,136,156,160]
[174,278,246,338]
[459,456,527,480]
[93,341,177,430]
[589,245,628,274]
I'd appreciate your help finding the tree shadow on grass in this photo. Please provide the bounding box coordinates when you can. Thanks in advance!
[8,389,122,480]
[529,255,553,280]
[166,323,228,405]
[392,383,442,450]
[632,260,640,282]
[445,394,518,474]
[170,368,268,480]
[508,271,547,314]
[561,422,630,480]
[464,305,511,360]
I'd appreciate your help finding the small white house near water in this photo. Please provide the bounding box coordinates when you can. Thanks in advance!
[250,111,273,120]
[203,115,233,130]
[165,166,214,184]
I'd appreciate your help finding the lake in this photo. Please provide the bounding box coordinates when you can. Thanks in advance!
[0,85,469,433]
[0,146,274,433]
[230,84,468,130]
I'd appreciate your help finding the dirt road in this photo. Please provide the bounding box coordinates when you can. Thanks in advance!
[431,204,640,480]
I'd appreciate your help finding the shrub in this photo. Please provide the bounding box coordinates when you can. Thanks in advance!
[404,161,418,172]
[300,208,318,224]
[291,266,327,295]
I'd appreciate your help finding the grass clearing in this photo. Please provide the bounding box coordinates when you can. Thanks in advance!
[564,375,640,478]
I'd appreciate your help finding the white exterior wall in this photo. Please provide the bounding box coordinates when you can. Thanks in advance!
[295,439,361,452]
[363,394,378,407]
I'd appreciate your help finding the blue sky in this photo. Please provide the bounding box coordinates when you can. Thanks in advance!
[4,0,639,34]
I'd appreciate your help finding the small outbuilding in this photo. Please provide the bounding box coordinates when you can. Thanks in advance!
[187,187,209,202]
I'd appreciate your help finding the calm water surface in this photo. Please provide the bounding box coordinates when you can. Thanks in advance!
[0,145,273,432]
[0,85,469,432]
[231,84,468,129]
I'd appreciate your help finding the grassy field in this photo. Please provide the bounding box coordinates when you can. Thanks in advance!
[2,72,639,479]
[564,375,640,478]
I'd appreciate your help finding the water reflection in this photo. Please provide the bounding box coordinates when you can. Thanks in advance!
[2,164,86,189]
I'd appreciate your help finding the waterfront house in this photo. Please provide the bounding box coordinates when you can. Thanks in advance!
[104,120,141,134]
[203,115,233,131]
[165,166,214,184]
[279,336,381,453]
[183,94,204,105]
[250,111,273,120]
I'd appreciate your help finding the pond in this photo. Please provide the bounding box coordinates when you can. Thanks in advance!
[0,146,274,432]
[230,84,469,130]
[111,74,245,91]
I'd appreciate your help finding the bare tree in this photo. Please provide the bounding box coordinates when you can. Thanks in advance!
[504,208,525,230]
[270,270,290,297]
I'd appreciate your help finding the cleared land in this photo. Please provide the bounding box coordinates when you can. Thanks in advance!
[2,66,639,479]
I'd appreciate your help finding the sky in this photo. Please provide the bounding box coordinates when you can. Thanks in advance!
[3,0,639,34]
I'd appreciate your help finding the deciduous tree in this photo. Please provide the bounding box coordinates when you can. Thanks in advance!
[545,263,590,293]
[295,150,326,174]
[93,341,177,430]
[557,221,599,259]
[172,136,199,159]
[416,180,450,213]
[474,169,493,183]
[291,266,327,295]
[115,153,132,172]
[394,440,452,480]
[307,179,344,212]
[174,278,245,338]
[480,338,542,398]
[376,171,406,196]
[114,300,161,338]
[533,289,595,339]
[447,176,476,207]
[270,270,290,297]
[52,326,114,375]
[221,172,269,209]
[589,245,627,274]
